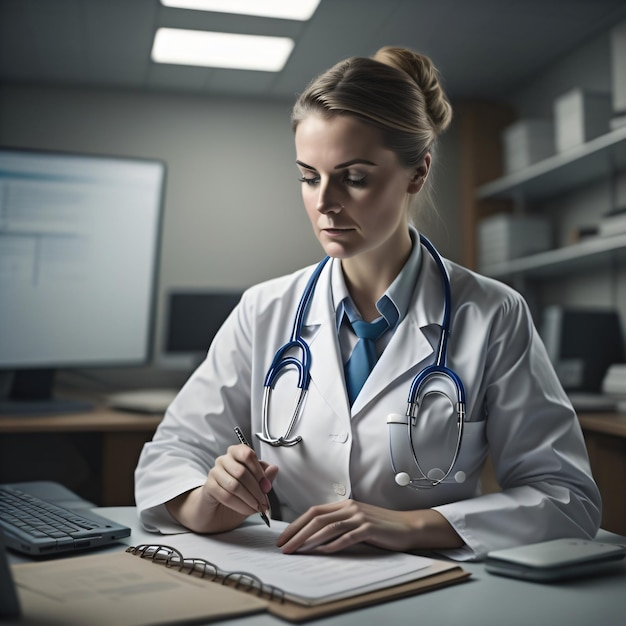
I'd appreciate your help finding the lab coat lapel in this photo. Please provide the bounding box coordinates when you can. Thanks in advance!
[351,248,444,414]
[302,268,351,418]
[297,248,447,417]
[351,315,435,413]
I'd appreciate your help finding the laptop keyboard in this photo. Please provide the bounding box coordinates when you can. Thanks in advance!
[0,485,102,541]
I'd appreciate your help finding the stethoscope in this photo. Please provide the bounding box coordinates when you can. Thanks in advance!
[256,234,467,489]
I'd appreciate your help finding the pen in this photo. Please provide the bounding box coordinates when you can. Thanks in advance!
[233,427,271,527]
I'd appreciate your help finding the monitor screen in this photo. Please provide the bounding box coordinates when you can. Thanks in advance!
[0,147,165,413]
[162,291,243,371]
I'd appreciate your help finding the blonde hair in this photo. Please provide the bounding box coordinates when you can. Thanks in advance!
[291,46,452,171]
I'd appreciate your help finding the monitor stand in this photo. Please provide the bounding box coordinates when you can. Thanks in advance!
[0,369,93,416]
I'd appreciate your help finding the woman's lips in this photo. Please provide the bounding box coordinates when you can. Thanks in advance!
[322,227,353,236]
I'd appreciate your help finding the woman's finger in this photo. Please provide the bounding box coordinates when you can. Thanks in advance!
[210,451,267,516]
[204,471,257,518]
[277,503,354,553]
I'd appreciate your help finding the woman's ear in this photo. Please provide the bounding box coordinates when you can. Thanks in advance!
[407,153,432,194]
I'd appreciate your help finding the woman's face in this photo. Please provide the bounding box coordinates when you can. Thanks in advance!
[294,113,425,263]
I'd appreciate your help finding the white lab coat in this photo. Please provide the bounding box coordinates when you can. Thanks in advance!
[135,239,601,560]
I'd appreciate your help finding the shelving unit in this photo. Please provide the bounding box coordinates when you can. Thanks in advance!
[476,124,626,202]
[479,231,626,280]
[475,125,626,280]
[474,125,626,536]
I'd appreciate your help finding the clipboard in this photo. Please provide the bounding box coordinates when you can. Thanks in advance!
[264,559,470,622]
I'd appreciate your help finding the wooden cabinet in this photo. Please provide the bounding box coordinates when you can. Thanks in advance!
[0,408,161,506]
[579,413,626,535]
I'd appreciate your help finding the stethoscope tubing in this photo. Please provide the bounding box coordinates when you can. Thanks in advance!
[257,234,467,487]
[263,256,330,390]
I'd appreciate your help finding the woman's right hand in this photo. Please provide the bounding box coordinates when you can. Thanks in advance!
[166,444,278,534]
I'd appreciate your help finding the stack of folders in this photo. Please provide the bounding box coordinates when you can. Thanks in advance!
[477,214,552,270]
[602,364,626,411]
[11,521,470,624]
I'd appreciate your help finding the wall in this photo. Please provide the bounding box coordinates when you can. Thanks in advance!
[511,33,614,119]
[0,83,462,389]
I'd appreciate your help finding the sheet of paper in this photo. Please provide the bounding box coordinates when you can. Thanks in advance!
[162,520,437,606]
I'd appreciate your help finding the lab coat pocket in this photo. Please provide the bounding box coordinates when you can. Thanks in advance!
[405,387,467,482]
[443,420,488,484]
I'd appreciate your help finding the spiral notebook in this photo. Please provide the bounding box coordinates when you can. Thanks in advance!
[11,521,470,623]
[125,521,470,622]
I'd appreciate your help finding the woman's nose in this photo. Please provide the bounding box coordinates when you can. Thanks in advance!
[316,180,342,213]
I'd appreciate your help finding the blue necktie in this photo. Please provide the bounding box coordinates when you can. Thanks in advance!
[344,317,389,405]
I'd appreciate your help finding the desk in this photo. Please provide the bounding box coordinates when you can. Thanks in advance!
[1,408,625,525]
[578,412,626,535]
[12,506,625,626]
[0,408,161,506]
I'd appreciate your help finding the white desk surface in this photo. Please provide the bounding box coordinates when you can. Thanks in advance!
[14,506,626,626]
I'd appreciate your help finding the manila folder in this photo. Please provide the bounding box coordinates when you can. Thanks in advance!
[12,549,267,626]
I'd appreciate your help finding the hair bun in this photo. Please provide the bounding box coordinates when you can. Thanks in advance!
[374,46,452,134]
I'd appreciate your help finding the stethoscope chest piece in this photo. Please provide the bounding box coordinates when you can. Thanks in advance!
[257,368,306,447]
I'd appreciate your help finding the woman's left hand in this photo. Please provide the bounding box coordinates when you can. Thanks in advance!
[275,499,463,554]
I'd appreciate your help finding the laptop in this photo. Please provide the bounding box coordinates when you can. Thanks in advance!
[0,481,131,557]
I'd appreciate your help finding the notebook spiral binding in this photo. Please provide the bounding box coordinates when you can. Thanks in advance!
[126,544,285,603]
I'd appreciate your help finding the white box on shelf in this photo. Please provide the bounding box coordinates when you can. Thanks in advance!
[610,114,626,130]
[610,20,626,115]
[502,119,555,174]
[598,209,626,237]
[554,88,612,152]
[478,214,552,268]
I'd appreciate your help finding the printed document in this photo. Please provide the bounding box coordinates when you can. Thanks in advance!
[165,520,436,606]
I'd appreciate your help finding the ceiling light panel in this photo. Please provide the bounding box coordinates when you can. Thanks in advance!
[160,0,321,21]
[151,28,295,71]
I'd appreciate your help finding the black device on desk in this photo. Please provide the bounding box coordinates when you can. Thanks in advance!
[541,306,626,393]
[0,481,130,556]
[161,289,244,371]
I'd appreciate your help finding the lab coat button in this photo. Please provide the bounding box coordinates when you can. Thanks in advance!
[333,483,346,496]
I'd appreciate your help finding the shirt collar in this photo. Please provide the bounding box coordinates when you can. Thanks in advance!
[331,225,423,330]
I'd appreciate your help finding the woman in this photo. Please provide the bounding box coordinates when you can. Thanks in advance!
[135,47,601,561]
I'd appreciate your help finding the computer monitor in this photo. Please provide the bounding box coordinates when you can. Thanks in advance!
[162,290,244,371]
[541,306,626,392]
[0,147,165,414]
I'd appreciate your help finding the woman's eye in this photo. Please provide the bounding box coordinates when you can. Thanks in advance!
[298,176,319,186]
[345,176,366,187]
